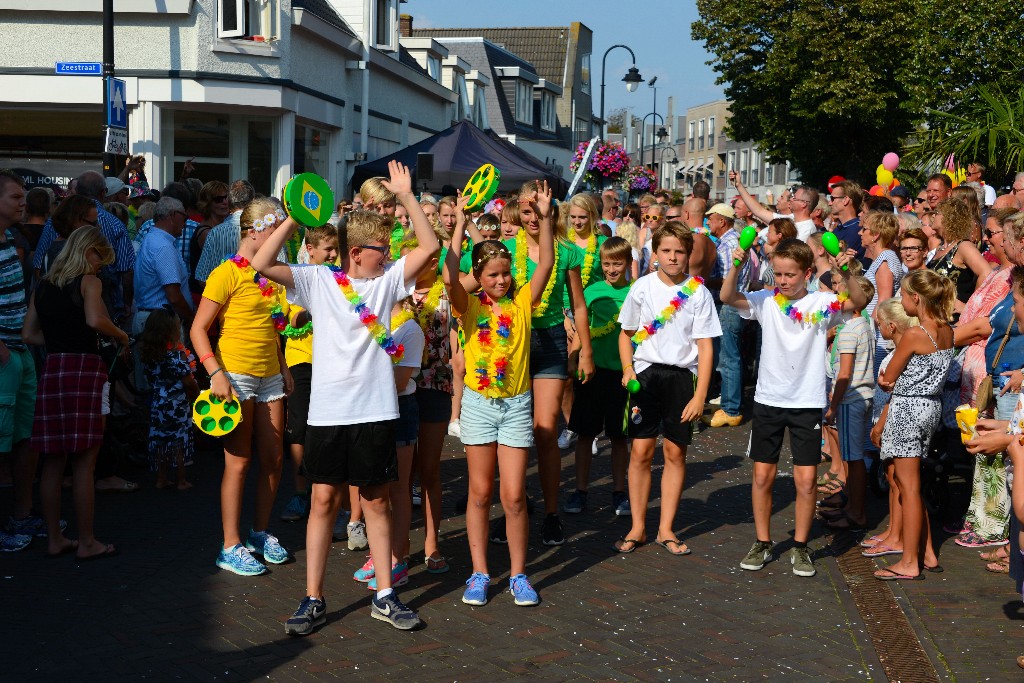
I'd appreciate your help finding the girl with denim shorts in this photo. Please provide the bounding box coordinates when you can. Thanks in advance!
[446,182,556,607]
[192,198,295,577]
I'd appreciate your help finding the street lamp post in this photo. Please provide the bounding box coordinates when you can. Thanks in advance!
[640,112,665,171]
[599,44,643,140]
[660,146,679,191]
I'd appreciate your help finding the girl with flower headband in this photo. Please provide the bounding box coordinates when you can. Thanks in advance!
[445,180,555,607]
[191,197,295,578]
[499,180,595,547]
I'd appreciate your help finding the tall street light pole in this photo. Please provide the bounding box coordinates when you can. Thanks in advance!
[599,45,643,140]
[102,0,115,177]
[640,112,666,170]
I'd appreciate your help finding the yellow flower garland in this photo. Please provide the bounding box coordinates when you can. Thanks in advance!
[413,278,445,331]
[390,308,416,331]
[513,229,559,317]
[589,318,618,339]
[569,228,598,288]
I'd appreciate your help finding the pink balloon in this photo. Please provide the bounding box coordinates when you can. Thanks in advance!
[882,153,899,172]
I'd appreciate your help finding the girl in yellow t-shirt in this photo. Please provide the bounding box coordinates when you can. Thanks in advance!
[191,198,295,578]
[444,180,554,607]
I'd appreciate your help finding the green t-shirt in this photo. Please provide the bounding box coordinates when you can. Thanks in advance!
[562,234,607,309]
[504,237,584,329]
[584,279,632,370]
[437,242,473,276]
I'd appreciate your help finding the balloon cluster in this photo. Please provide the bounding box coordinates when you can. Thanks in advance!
[941,154,966,187]
[869,152,901,197]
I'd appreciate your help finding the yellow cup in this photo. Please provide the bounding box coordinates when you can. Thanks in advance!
[955,404,978,444]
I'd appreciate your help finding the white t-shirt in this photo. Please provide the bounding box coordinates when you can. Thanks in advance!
[288,258,412,426]
[741,289,843,408]
[393,319,425,396]
[771,212,815,241]
[618,272,722,374]
[983,183,997,207]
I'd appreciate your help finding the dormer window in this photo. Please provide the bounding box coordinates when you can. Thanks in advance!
[540,92,556,132]
[217,0,278,42]
[515,80,533,125]
[426,55,441,81]
[375,0,396,50]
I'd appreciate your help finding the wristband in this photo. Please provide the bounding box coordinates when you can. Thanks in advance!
[198,352,215,364]
[209,367,224,379]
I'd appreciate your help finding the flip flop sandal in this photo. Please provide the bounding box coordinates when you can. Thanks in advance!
[817,478,846,495]
[923,564,944,573]
[986,560,1010,573]
[862,544,903,557]
[980,548,1010,562]
[860,534,886,548]
[654,539,691,556]
[613,537,643,554]
[874,567,925,581]
[816,471,838,487]
[425,554,450,574]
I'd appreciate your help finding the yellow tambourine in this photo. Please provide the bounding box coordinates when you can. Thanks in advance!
[461,164,501,212]
[192,389,242,436]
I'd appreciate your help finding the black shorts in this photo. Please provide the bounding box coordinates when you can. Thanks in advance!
[285,363,312,446]
[748,402,822,467]
[415,387,452,424]
[627,363,694,447]
[302,421,398,486]
[530,325,569,379]
[568,367,628,440]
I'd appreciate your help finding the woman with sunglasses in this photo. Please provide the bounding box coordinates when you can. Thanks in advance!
[927,198,993,318]
[189,181,232,300]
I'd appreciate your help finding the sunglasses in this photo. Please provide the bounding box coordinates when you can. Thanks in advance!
[899,246,923,252]
[914,198,927,204]
[214,195,228,202]
[827,195,845,202]
[985,229,1003,238]
[642,214,664,221]
[359,244,391,259]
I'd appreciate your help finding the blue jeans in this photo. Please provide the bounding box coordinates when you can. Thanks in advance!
[996,390,1020,422]
[716,304,745,417]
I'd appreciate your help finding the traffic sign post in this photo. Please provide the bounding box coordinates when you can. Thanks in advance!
[106,77,127,129]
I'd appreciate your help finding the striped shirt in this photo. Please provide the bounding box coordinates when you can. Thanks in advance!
[33,201,136,273]
[0,235,26,349]
[134,217,199,271]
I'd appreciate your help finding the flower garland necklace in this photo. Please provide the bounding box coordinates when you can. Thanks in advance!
[590,319,618,339]
[631,276,703,348]
[513,229,559,316]
[569,227,598,287]
[228,255,287,332]
[170,342,197,372]
[325,264,405,363]
[391,308,416,331]
[772,288,848,325]
[474,291,512,396]
[413,279,445,330]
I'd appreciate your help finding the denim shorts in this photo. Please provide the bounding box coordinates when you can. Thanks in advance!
[460,388,534,448]
[225,371,286,404]
[837,398,871,462]
[396,394,420,446]
[530,325,569,379]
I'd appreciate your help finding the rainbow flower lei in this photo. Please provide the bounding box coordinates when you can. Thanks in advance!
[772,289,848,325]
[630,276,703,348]
[513,229,559,316]
[228,255,287,332]
[570,228,598,288]
[474,292,512,396]
[326,264,405,363]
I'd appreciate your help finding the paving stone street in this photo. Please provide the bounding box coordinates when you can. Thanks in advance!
[4,419,1023,681]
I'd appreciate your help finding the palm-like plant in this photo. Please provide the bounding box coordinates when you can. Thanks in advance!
[904,85,1024,181]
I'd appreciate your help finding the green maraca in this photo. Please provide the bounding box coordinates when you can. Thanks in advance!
[733,225,758,267]
[626,378,641,394]
[821,231,848,271]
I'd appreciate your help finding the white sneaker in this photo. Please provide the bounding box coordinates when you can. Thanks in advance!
[447,420,461,439]
[591,438,599,455]
[557,429,578,450]
[709,396,722,405]
[347,520,368,551]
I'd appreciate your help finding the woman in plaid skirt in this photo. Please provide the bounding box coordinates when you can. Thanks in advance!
[23,226,130,560]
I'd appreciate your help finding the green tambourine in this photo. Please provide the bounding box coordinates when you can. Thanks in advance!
[283,173,334,227]
[461,164,501,212]
[192,389,242,437]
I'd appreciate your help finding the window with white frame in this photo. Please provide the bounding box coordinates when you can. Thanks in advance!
[705,158,713,181]
[751,150,760,186]
[515,80,533,125]
[688,121,695,152]
[426,56,441,82]
[740,148,748,185]
[454,74,469,120]
[708,116,715,148]
[580,53,591,95]
[218,0,278,41]
[540,92,556,132]
[472,92,489,129]
[765,163,774,185]
[728,150,736,175]
[787,162,799,182]
[375,0,394,49]
[574,117,590,147]
[698,119,705,150]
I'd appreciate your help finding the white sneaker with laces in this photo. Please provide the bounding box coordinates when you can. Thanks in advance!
[557,429,577,450]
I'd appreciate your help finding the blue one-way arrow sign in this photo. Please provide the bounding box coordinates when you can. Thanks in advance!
[107,77,127,129]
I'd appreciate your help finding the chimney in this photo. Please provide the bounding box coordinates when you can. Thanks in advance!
[399,14,413,37]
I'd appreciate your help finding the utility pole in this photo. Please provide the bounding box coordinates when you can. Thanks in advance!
[102,0,115,177]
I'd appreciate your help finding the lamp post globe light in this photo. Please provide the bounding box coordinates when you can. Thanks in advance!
[599,44,643,140]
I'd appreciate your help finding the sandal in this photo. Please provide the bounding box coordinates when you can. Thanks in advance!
[980,547,1010,562]
[425,553,450,574]
[816,471,839,487]
[986,559,1010,574]
[817,477,845,495]
[613,537,644,554]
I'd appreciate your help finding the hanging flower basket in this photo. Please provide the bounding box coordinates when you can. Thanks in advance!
[624,165,658,192]
[569,141,631,186]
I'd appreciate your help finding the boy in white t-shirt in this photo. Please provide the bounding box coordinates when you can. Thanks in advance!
[617,222,722,555]
[722,238,865,577]
[251,161,440,634]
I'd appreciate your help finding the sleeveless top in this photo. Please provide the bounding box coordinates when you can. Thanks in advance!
[927,241,976,305]
[34,276,100,354]
[892,326,955,398]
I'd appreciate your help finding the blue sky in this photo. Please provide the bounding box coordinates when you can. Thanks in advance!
[404,0,723,120]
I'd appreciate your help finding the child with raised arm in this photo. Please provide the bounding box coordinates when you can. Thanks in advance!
[250,161,440,635]
[616,223,721,555]
[446,181,555,607]
[723,238,866,577]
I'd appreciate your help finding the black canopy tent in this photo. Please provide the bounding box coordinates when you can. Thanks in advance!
[351,121,568,198]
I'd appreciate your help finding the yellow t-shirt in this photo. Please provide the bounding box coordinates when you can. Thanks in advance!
[460,282,533,399]
[284,301,313,368]
[202,260,283,378]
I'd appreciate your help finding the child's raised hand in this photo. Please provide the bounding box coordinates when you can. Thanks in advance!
[731,246,749,264]
[831,250,852,272]
[382,160,413,196]
[455,190,472,214]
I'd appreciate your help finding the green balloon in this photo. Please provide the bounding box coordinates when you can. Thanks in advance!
[820,231,848,270]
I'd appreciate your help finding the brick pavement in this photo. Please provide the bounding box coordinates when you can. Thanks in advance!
[2,419,1020,680]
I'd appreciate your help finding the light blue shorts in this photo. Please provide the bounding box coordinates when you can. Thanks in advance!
[225,371,286,404]
[459,388,534,448]
[838,398,871,462]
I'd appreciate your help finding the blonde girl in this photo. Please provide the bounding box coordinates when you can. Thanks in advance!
[446,181,555,607]
[191,198,295,577]
[873,271,955,580]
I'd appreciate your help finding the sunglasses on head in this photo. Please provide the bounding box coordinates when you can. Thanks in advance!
[642,214,663,221]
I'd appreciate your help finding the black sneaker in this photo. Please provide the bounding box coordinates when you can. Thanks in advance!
[489,518,508,544]
[562,490,587,514]
[542,513,565,546]
[370,592,423,630]
[285,596,326,636]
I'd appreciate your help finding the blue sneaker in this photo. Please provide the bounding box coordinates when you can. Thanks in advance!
[367,561,409,591]
[509,573,539,606]
[280,494,309,522]
[6,514,66,538]
[461,572,490,606]
[370,592,422,630]
[245,529,289,564]
[0,531,31,552]
[353,555,375,582]
[216,544,267,576]
[284,596,326,636]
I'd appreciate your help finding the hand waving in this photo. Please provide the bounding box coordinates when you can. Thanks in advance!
[382,160,413,196]
[530,179,553,219]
